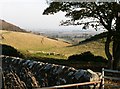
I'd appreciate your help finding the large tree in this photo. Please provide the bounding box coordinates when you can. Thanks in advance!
[43,1,120,69]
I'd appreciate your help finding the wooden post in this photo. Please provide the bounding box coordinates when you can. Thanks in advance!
[102,68,104,89]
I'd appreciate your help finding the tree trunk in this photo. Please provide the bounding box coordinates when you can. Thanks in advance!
[105,33,113,69]
[113,12,120,70]
[113,39,120,69]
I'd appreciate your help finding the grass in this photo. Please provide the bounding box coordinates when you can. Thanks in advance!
[1,30,69,56]
[28,52,67,59]
[1,30,107,59]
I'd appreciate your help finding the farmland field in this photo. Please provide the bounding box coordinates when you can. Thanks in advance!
[1,30,107,59]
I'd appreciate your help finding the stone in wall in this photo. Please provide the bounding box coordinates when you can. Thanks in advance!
[1,56,101,89]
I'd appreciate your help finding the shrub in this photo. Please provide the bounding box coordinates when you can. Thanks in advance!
[1,44,23,58]
[94,56,108,62]
[68,51,107,63]
[68,51,94,61]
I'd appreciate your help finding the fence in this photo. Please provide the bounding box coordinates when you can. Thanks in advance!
[39,81,101,89]
[102,68,120,89]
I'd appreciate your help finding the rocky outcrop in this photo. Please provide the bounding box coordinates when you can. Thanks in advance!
[1,56,101,89]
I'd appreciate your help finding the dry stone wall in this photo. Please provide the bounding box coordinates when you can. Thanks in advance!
[1,56,101,89]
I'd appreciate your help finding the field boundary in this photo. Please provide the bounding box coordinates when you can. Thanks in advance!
[102,68,120,89]
[39,81,101,89]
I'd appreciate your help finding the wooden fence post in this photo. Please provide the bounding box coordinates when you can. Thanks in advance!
[102,68,104,89]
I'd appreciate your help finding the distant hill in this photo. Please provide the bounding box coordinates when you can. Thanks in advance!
[0,19,26,32]
[79,32,107,44]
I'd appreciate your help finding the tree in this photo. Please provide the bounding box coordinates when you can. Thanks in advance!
[43,1,120,69]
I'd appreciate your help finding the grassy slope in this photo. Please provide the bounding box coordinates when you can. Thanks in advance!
[1,30,69,56]
[1,30,106,59]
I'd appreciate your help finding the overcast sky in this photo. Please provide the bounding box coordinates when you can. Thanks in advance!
[0,0,105,32]
[0,0,77,31]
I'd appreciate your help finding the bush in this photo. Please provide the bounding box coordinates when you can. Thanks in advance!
[68,51,107,63]
[94,56,108,62]
[68,51,94,61]
[1,44,23,58]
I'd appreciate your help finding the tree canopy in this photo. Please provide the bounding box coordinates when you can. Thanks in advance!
[43,1,120,69]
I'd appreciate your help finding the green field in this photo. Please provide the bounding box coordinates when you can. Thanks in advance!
[1,30,107,59]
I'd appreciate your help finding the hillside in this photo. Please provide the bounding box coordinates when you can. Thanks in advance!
[0,19,26,32]
[79,32,107,44]
[1,30,70,57]
[1,30,107,59]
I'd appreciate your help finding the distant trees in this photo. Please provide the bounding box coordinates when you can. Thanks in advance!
[43,1,120,69]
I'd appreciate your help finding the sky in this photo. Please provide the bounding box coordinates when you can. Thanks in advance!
[0,0,105,32]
